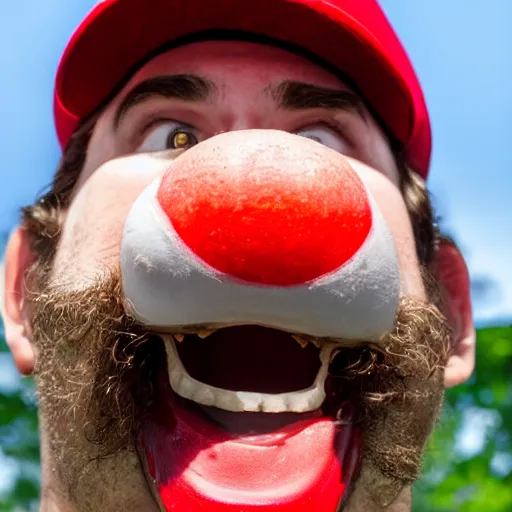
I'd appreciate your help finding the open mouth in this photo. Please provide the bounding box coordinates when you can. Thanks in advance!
[137,325,362,511]
[170,326,333,415]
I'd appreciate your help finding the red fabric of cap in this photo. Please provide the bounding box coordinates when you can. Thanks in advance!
[54,0,431,178]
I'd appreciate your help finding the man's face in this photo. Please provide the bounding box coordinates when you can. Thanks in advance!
[54,40,418,286]
[14,41,456,511]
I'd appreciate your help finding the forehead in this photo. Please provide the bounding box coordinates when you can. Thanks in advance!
[81,39,386,192]
[118,40,349,95]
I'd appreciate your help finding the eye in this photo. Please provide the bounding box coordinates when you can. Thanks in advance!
[295,124,348,154]
[137,121,199,153]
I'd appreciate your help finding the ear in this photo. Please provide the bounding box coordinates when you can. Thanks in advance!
[2,227,36,375]
[435,239,476,387]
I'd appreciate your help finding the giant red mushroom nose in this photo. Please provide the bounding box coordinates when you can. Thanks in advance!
[156,130,372,286]
[121,129,399,340]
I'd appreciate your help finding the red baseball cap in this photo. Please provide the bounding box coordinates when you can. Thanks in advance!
[54,0,432,178]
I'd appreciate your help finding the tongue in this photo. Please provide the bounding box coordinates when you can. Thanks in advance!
[138,393,359,511]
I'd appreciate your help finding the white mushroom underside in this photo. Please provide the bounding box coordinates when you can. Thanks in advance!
[121,179,400,341]
[161,333,340,413]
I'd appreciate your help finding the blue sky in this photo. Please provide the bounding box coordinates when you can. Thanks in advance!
[0,0,511,326]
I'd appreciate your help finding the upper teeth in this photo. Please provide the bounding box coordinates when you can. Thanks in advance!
[172,331,323,348]
[197,330,215,339]
[161,334,338,414]
[291,334,308,349]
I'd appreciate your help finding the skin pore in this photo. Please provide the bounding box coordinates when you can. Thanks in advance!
[3,41,475,511]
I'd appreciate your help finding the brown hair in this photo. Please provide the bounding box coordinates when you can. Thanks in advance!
[21,110,440,273]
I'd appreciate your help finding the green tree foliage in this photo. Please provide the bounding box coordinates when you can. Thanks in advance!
[0,326,511,510]
[414,325,512,511]
[0,338,39,512]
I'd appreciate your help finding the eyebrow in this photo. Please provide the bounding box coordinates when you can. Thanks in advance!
[114,74,216,128]
[272,80,366,120]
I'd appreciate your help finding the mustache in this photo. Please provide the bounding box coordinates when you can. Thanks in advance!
[28,268,152,454]
[27,266,452,504]
[330,296,452,507]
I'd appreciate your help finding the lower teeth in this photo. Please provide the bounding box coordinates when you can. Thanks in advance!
[161,334,338,414]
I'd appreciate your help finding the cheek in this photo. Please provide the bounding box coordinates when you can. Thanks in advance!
[51,156,170,288]
[348,159,426,300]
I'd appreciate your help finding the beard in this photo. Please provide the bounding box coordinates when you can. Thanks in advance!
[27,263,452,508]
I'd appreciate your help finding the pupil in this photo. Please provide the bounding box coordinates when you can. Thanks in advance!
[173,132,190,148]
